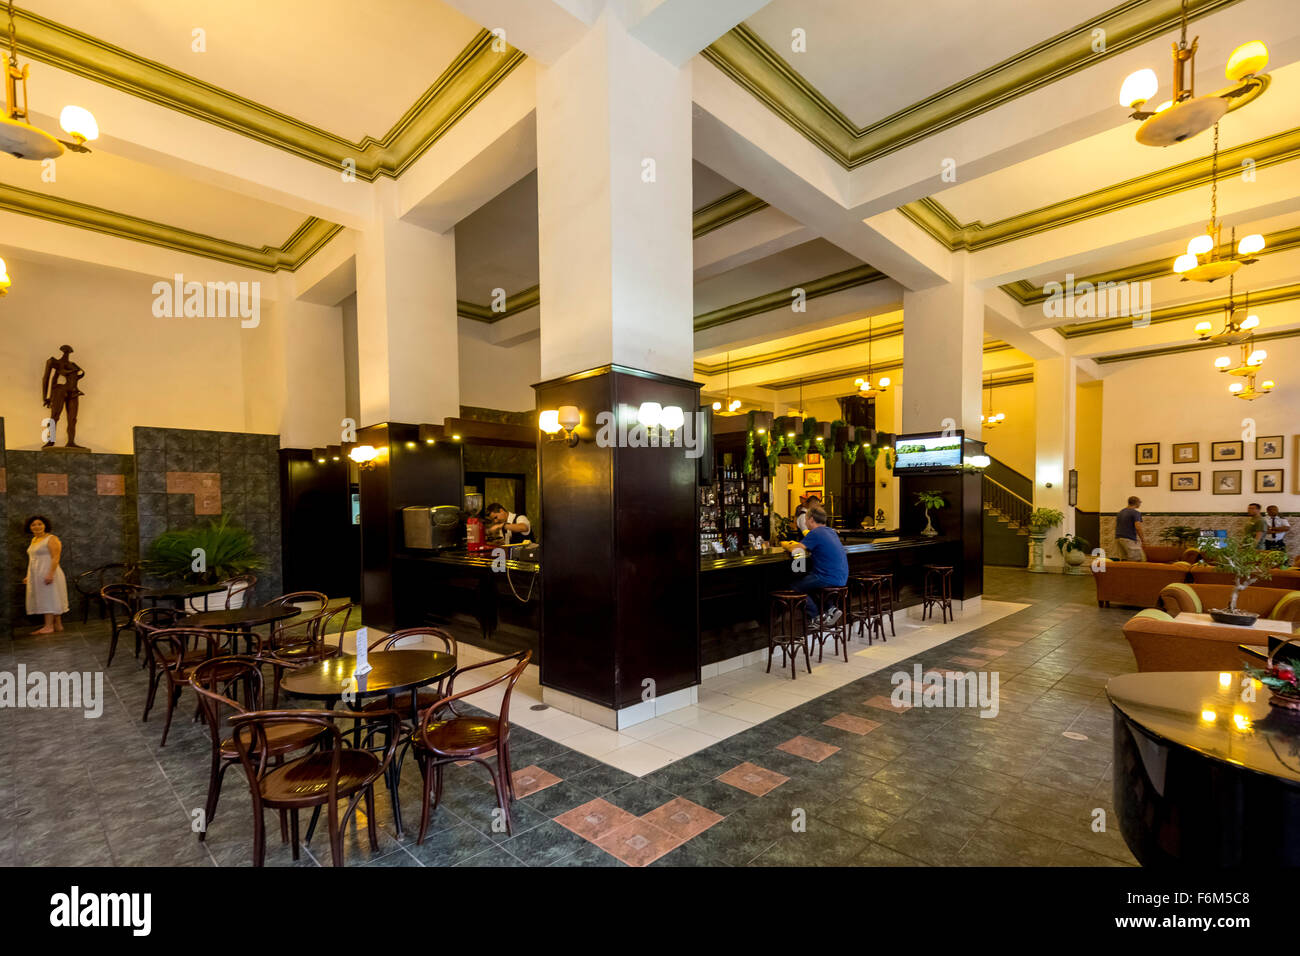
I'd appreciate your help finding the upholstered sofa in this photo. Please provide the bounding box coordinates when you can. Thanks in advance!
[1189,565,1300,591]
[1092,560,1193,608]
[1121,608,1269,672]
[1142,545,1201,563]
[1157,582,1300,623]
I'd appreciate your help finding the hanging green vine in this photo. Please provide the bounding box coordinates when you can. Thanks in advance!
[843,441,860,465]
[743,411,757,475]
[766,434,783,472]
[862,445,880,468]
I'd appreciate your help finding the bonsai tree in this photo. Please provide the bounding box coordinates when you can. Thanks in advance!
[1028,507,1064,535]
[914,490,946,536]
[1159,524,1200,549]
[143,515,265,585]
[1205,532,1288,612]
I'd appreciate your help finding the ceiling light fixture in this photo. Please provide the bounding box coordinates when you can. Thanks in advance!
[980,372,1006,428]
[856,317,890,395]
[1119,0,1267,146]
[1172,127,1263,282]
[1202,283,1274,400]
[1,0,98,159]
[0,255,9,295]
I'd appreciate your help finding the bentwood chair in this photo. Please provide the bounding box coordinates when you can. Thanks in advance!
[101,583,145,666]
[266,591,329,650]
[190,656,324,843]
[270,603,348,666]
[140,627,247,746]
[76,563,137,623]
[362,627,459,723]
[132,606,187,704]
[230,707,400,866]
[411,650,531,843]
[223,573,258,610]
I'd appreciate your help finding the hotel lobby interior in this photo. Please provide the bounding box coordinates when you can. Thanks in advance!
[3,0,1300,890]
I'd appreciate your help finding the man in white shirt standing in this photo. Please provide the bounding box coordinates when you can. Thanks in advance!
[1264,505,1291,552]
[485,503,532,544]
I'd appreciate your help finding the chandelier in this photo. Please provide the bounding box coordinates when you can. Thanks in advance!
[1118,0,1267,147]
[711,352,742,413]
[1,0,98,159]
[854,317,891,395]
[1202,284,1274,400]
[0,255,9,295]
[980,372,1005,428]
[1173,126,1263,281]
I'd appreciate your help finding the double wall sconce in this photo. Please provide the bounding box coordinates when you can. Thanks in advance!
[539,405,581,446]
[311,445,343,464]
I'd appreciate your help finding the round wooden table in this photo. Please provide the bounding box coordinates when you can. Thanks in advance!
[141,581,228,611]
[185,604,301,654]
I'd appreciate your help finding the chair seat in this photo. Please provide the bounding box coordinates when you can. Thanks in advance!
[220,720,322,760]
[276,641,340,661]
[258,749,381,805]
[411,716,500,756]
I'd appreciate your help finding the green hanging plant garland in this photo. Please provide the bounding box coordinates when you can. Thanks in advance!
[742,410,757,476]
[843,441,860,465]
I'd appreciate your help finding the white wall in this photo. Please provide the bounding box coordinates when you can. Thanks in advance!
[0,254,249,453]
[1100,340,1300,514]
[458,317,540,412]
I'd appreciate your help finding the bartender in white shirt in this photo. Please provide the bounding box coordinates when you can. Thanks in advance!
[1264,505,1291,551]
[485,503,532,544]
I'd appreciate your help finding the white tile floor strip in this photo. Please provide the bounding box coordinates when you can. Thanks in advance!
[354,598,1028,777]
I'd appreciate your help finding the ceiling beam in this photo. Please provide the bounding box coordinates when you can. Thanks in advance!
[622,0,776,68]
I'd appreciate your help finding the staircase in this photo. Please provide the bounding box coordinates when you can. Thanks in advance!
[981,456,1034,567]
[982,475,1032,534]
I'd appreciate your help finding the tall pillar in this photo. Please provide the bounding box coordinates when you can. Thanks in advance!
[533,10,698,729]
[1034,356,1078,571]
[901,256,983,437]
[355,180,460,426]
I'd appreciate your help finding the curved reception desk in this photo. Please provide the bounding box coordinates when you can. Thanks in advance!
[1108,670,1300,866]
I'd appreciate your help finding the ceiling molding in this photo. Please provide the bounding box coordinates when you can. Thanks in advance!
[693,189,770,238]
[1001,225,1300,306]
[1093,323,1300,363]
[755,341,1018,390]
[694,264,886,332]
[14,10,524,181]
[702,0,1245,170]
[0,181,340,272]
[901,119,1293,252]
[456,284,539,321]
[1058,281,1300,337]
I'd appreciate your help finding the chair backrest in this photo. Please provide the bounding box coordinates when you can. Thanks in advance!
[141,627,233,669]
[133,606,185,634]
[314,603,355,652]
[101,583,144,626]
[224,573,257,609]
[418,650,530,751]
[269,591,329,613]
[229,708,397,798]
[190,656,265,741]
[369,625,456,657]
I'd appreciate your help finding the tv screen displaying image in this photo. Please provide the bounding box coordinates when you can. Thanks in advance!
[893,431,965,471]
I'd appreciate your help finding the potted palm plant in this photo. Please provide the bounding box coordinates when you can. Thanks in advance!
[1204,533,1289,625]
[914,491,946,537]
[142,516,266,609]
[1027,507,1064,573]
[1055,533,1091,575]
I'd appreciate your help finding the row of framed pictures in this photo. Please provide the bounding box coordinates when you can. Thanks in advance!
[1135,468,1284,493]
[1135,437,1285,465]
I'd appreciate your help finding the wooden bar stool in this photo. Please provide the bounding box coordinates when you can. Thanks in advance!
[849,575,885,646]
[810,585,851,663]
[922,565,955,623]
[873,571,897,637]
[767,591,812,679]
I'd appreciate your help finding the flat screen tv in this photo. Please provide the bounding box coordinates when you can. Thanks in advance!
[893,431,965,471]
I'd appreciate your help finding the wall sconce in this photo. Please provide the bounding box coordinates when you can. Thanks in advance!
[312,446,327,464]
[349,444,382,468]
[637,402,662,427]
[0,257,10,296]
[966,454,991,469]
[326,444,342,462]
[418,423,441,445]
[539,406,581,446]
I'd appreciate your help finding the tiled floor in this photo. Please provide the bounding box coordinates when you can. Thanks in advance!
[0,567,1139,866]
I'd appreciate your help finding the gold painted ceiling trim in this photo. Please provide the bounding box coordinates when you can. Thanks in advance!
[14,10,524,181]
[757,344,1023,391]
[1000,225,1300,306]
[901,119,1293,252]
[0,182,340,272]
[456,285,540,322]
[703,0,1243,170]
[1093,323,1300,363]
[694,265,886,332]
[693,189,770,238]
[1058,281,1300,337]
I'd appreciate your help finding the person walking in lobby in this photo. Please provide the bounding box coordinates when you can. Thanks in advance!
[1245,503,1268,549]
[1115,496,1147,561]
[23,515,68,634]
[781,505,848,624]
[1264,505,1291,552]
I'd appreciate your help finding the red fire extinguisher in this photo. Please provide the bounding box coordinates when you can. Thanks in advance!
[466,513,485,551]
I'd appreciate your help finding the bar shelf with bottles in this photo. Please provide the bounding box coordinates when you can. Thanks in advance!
[700,451,770,553]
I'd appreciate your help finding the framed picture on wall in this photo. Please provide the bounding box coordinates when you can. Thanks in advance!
[1212,469,1242,494]
[1135,442,1160,464]
[806,452,821,465]
[1211,440,1244,461]
[1170,472,1201,491]
[1256,436,1284,460]
[803,468,823,486]
[1255,469,1284,493]
[1172,442,1199,463]
[1135,470,1158,487]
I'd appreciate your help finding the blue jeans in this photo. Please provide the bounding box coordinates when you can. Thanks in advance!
[793,573,845,619]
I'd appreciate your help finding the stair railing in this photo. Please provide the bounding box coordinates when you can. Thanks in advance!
[982,474,1033,530]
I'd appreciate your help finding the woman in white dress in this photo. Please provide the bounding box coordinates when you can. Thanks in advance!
[24,515,68,634]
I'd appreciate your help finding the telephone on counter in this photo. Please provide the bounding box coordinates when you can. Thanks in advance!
[514,542,541,563]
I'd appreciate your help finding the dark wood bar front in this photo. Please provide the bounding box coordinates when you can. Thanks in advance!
[700,536,959,666]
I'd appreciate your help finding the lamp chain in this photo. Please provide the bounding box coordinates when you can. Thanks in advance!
[7,0,17,68]
[1209,122,1219,225]
[1179,0,1189,47]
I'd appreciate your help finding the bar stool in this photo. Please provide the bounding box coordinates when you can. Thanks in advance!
[809,585,851,663]
[922,565,954,623]
[849,575,885,646]
[873,571,897,637]
[768,591,812,679]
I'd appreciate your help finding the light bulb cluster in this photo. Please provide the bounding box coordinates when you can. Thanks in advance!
[1172,226,1264,282]
[0,255,9,296]
[854,375,891,394]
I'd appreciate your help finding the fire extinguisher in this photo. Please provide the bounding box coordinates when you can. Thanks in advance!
[466,513,485,551]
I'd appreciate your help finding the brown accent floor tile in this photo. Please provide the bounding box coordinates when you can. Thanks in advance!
[864,695,911,712]
[594,819,682,866]
[510,765,561,798]
[555,798,637,841]
[985,639,1024,647]
[718,761,789,796]
[824,713,881,735]
[641,797,723,842]
[777,735,840,762]
[968,646,1008,657]
[950,656,991,667]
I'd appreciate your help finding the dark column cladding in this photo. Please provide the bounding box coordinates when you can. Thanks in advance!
[278,449,359,601]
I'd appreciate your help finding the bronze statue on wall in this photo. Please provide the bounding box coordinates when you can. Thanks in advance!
[42,345,87,450]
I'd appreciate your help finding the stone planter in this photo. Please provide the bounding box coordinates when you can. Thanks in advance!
[1028,531,1048,573]
[1062,548,1088,575]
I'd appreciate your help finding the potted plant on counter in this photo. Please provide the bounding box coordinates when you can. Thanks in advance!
[1204,532,1288,625]
[143,515,265,609]
[914,491,946,537]
[1027,507,1064,573]
[1055,533,1091,575]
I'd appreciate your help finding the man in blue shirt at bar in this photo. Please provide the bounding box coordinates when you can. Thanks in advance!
[782,505,849,625]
